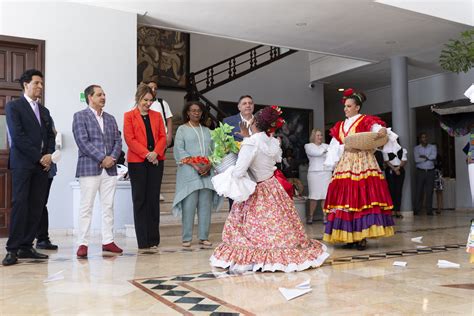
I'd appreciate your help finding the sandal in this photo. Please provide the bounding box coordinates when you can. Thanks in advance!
[182,241,191,248]
[199,240,212,246]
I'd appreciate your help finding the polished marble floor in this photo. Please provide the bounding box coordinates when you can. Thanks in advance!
[1,211,473,315]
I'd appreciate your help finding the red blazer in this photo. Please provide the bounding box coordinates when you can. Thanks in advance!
[123,108,167,163]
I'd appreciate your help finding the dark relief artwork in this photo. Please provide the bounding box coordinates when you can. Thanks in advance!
[218,101,313,161]
[137,26,190,89]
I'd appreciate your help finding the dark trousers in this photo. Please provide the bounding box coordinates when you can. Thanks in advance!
[6,166,49,252]
[385,168,405,212]
[36,177,54,242]
[128,161,164,248]
[414,168,435,215]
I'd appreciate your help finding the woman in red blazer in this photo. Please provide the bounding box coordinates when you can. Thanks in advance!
[124,84,166,249]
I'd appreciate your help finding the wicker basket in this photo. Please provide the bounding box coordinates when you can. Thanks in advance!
[344,132,388,151]
[214,152,238,174]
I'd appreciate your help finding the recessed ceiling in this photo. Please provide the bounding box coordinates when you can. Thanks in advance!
[74,0,472,102]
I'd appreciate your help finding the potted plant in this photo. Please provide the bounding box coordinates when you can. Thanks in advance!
[209,122,240,173]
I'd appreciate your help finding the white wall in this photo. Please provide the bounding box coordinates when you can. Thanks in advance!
[0,2,137,229]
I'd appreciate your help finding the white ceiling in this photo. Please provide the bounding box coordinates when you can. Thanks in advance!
[75,0,472,101]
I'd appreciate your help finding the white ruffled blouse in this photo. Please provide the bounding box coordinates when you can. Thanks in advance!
[324,114,401,168]
[211,132,282,202]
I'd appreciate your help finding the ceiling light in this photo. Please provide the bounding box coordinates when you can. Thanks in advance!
[338,88,344,92]
[296,22,307,27]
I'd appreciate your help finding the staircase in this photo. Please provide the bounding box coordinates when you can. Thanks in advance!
[186,45,297,126]
[159,45,298,226]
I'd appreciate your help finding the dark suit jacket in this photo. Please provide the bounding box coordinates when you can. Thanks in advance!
[223,113,243,142]
[6,96,55,169]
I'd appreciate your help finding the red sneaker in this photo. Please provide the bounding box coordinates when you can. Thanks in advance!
[77,245,88,258]
[102,242,123,253]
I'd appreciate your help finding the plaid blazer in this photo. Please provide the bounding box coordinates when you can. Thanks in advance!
[72,108,122,177]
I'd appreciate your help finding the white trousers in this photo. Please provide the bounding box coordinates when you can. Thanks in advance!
[78,170,117,246]
[469,164,474,207]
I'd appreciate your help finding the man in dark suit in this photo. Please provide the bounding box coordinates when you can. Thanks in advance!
[223,95,255,142]
[222,95,254,210]
[2,69,55,266]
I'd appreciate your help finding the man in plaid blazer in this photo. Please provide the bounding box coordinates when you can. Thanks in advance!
[72,85,123,258]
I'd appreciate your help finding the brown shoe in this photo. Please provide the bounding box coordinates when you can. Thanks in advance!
[102,242,123,253]
[182,241,191,247]
[77,245,88,258]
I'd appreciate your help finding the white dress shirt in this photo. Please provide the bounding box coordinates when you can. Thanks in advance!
[240,114,254,136]
[89,107,104,133]
[383,148,408,167]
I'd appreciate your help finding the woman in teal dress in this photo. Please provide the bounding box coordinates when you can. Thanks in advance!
[172,101,222,247]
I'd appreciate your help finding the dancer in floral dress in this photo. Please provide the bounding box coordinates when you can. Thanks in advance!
[210,106,329,273]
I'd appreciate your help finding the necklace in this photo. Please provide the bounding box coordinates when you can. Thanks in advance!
[188,122,205,156]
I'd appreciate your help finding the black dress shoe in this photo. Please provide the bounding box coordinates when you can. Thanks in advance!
[427,212,434,216]
[2,252,18,266]
[36,240,58,250]
[17,248,49,259]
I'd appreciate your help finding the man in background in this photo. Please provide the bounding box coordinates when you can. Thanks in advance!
[413,132,437,216]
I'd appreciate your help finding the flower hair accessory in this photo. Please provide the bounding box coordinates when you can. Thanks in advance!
[341,88,366,104]
[267,105,285,134]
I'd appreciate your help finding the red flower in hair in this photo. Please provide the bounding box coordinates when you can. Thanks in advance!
[343,88,354,97]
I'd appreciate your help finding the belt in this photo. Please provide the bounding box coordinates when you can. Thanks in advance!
[416,168,434,171]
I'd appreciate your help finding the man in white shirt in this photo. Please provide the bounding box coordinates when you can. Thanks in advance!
[146,81,174,148]
[223,95,255,142]
[413,133,437,216]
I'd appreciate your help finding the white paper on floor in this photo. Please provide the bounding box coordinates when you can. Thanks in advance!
[43,270,64,283]
[279,279,312,301]
[295,279,311,289]
[411,236,423,243]
[437,260,460,269]
[393,261,407,267]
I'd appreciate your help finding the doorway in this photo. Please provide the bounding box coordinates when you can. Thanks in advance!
[0,35,45,237]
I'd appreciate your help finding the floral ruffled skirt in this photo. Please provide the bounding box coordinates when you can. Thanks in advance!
[210,177,329,273]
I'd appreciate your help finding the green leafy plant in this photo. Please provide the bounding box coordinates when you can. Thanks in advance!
[209,122,240,165]
[440,30,474,73]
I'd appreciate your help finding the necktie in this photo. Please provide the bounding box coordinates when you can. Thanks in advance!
[32,101,41,126]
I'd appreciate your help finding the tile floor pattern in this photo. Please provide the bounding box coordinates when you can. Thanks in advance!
[0,210,473,315]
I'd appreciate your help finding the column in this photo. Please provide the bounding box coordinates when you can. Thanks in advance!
[391,56,413,215]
